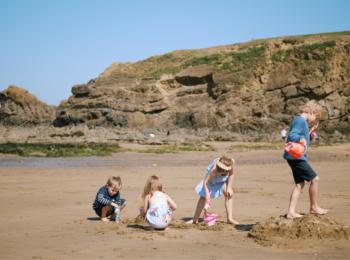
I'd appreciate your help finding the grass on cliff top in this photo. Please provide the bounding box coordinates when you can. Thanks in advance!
[145,45,267,79]
[0,143,119,157]
[271,41,337,73]
[146,38,343,80]
[128,145,217,154]
[119,30,349,82]
[294,30,350,40]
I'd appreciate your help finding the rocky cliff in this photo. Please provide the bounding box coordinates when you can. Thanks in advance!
[1,32,350,144]
[0,85,56,126]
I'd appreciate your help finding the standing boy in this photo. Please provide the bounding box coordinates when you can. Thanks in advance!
[92,176,127,221]
[283,100,329,218]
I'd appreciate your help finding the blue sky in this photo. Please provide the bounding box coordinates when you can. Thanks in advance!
[1,0,349,106]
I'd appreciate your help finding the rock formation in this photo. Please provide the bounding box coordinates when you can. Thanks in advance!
[0,85,56,126]
[1,32,350,144]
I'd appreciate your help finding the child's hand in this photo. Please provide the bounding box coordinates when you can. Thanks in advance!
[300,138,307,146]
[226,188,233,199]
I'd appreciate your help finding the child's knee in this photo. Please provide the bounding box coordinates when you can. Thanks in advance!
[311,176,319,184]
[120,199,127,207]
[296,182,305,190]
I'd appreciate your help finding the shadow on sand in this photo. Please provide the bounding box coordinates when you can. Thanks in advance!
[87,217,101,221]
[234,224,255,232]
[180,217,204,223]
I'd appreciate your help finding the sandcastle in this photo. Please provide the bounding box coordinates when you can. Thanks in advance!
[248,214,349,248]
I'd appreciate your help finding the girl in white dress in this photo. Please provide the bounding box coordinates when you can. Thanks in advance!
[186,156,239,225]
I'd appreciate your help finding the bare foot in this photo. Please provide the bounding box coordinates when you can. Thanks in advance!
[310,207,329,215]
[163,227,170,231]
[227,218,239,225]
[144,226,155,231]
[100,217,109,222]
[286,213,304,219]
[186,219,198,224]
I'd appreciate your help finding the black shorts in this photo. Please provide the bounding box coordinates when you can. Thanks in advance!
[94,199,126,217]
[287,160,317,184]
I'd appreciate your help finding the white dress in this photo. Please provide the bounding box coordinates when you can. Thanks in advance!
[195,158,229,198]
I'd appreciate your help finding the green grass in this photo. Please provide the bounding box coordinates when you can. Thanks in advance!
[226,145,284,152]
[269,41,337,74]
[283,49,293,62]
[295,31,350,40]
[145,45,266,79]
[271,50,283,63]
[0,143,120,157]
[271,41,337,68]
[299,41,336,58]
[134,146,217,154]
[309,143,332,148]
[341,61,346,68]
[156,53,174,63]
[143,34,347,81]
[234,74,240,82]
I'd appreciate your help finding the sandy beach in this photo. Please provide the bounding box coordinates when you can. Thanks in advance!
[0,142,349,259]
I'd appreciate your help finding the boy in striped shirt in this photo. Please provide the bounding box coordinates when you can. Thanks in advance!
[92,176,127,221]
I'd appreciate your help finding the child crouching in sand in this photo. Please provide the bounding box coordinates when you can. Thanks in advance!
[186,156,239,225]
[284,100,329,218]
[92,176,127,221]
[139,175,177,231]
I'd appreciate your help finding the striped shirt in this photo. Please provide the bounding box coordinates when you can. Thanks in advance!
[92,186,121,209]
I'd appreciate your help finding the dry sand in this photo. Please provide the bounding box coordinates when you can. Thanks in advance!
[0,142,349,259]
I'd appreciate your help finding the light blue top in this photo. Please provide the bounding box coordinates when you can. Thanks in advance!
[283,115,309,162]
[195,158,229,198]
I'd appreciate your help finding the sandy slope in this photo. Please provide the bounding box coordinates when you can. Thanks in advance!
[0,142,349,259]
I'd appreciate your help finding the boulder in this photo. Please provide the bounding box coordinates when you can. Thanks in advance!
[266,65,299,91]
[0,85,57,126]
[281,85,298,98]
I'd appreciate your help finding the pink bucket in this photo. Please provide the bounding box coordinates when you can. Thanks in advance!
[203,213,217,226]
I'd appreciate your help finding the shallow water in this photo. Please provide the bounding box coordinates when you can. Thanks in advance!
[0,153,284,168]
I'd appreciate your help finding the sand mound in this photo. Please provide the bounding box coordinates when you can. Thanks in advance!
[122,217,233,232]
[248,214,349,248]
[169,220,232,231]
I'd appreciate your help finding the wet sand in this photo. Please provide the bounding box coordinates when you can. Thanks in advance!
[0,142,349,259]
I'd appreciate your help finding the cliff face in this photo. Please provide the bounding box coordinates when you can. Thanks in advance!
[53,32,350,142]
[0,85,57,126]
[1,32,350,143]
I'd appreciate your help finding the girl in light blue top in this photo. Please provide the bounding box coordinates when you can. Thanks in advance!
[187,156,239,225]
[139,175,177,231]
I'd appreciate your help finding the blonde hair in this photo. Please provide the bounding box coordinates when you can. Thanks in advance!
[215,155,233,173]
[141,175,163,199]
[302,100,324,119]
[106,176,122,189]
